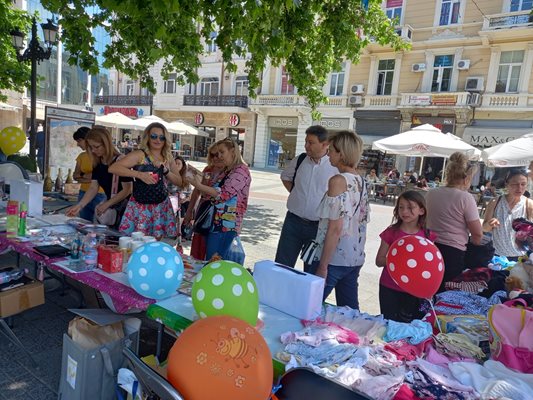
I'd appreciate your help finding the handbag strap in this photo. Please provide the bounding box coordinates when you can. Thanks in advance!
[110,154,124,196]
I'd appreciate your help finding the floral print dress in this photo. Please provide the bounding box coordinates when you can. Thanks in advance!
[313,173,370,266]
[119,156,177,238]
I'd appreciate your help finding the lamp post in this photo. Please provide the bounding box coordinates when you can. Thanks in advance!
[10,17,58,163]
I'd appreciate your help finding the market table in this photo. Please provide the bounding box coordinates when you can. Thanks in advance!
[146,294,303,377]
[0,229,155,313]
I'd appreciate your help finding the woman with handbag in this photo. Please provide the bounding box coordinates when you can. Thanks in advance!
[182,142,225,260]
[187,138,251,261]
[66,127,133,227]
[482,169,533,261]
[426,152,483,290]
[108,122,185,239]
[306,130,370,309]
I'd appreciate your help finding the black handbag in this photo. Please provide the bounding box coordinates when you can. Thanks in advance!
[193,200,216,235]
[192,173,229,235]
[464,237,495,268]
[132,152,168,204]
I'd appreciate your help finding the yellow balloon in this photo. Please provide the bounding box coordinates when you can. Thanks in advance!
[0,126,26,156]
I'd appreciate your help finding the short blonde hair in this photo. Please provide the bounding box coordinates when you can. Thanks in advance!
[328,130,363,168]
[219,137,245,171]
[206,142,219,167]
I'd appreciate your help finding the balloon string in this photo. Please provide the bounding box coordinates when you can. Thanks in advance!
[428,298,442,333]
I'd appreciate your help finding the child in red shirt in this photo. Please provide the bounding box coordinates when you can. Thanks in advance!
[375,190,437,322]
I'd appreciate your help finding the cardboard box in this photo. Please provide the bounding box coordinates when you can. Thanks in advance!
[0,278,44,318]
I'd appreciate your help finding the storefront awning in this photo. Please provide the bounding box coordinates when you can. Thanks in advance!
[359,135,389,147]
[0,102,20,112]
[462,126,532,149]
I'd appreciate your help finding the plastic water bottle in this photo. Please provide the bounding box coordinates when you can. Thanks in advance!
[0,269,25,284]
[70,233,82,260]
[82,233,98,269]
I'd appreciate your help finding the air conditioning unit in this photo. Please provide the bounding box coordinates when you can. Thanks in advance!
[411,63,426,72]
[465,77,484,92]
[348,95,363,106]
[395,26,413,41]
[457,59,471,70]
[350,84,364,94]
[468,93,482,106]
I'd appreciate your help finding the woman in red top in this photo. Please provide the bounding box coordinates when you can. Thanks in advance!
[375,190,437,322]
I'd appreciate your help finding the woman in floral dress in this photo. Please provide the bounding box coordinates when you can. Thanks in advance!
[109,122,185,238]
[307,130,370,309]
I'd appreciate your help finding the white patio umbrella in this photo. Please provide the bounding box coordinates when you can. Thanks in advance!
[95,112,135,129]
[373,124,481,159]
[168,120,208,137]
[131,115,183,134]
[481,132,533,167]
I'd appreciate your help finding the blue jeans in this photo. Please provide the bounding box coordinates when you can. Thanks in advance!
[306,261,362,309]
[206,231,238,261]
[275,211,319,267]
[78,191,106,222]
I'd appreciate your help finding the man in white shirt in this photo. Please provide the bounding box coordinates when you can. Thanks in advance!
[275,125,338,267]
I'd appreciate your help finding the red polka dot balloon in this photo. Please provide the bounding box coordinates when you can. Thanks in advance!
[386,235,444,299]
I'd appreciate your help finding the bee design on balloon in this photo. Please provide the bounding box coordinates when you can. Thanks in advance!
[214,327,257,368]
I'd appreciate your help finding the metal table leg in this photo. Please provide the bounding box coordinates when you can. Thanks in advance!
[0,318,37,366]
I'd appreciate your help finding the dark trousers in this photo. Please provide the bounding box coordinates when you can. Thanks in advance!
[379,285,423,322]
[275,211,319,268]
[436,242,466,292]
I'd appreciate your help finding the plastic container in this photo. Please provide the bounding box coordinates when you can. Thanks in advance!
[0,269,25,284]
[18,202,27,237]
[6,201,19,238]
[131,232,144,241]
[82,233,98,269]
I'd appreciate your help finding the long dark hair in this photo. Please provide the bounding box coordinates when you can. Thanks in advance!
[391,190,428,234]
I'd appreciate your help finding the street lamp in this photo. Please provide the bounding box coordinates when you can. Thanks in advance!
[10,17,58,164]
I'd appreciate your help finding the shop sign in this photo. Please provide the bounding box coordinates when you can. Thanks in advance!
[467,134,518,148]
[268,117,298,128]
[101,106,148,118]
[406,95,431,106]
[431,94,457,106]
[194,112,204,125]
[229,113,240,127]
[312,118,350,130]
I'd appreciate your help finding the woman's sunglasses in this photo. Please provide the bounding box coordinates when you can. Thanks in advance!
[149,133,166,141]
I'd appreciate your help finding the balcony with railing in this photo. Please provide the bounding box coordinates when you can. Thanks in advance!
[362,95,400,109]
[93,95,153,105]
[183,95,248,108]
[482,93,533,109]
[399,92,474,108]
[249,94,308,107]
[482,10,533,30]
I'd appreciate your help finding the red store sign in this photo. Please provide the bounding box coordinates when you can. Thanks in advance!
[104,106,139,117]
[229,113,240,127]
[194,113,204,125]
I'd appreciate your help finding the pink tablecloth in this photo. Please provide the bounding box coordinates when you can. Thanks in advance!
[0,233,154,313]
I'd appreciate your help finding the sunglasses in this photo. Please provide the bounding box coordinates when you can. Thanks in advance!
[209,153,218,157]
[149,133,166,141]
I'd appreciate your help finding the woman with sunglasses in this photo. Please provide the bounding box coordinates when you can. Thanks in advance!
[66,127,133,226]
[109,122,184,238]
[187,138,251,260]
[182,141,225,259]
[482,169,533,260]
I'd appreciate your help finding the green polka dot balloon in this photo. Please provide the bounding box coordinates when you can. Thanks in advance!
[191,260,259,326]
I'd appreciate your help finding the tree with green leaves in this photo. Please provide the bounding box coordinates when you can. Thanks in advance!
[37,0,407,113]
[4,0,408,113]
[0,0,31,102]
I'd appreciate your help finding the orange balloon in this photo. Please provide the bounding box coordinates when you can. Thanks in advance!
[167,316,273,400]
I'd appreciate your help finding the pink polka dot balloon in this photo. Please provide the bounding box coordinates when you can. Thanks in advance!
[386,235,444,299]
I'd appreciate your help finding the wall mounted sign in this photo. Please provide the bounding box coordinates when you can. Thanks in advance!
[229,113,240,127]
[194,113,204,125]
[268,117,298,128]
[312,118,350,130]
